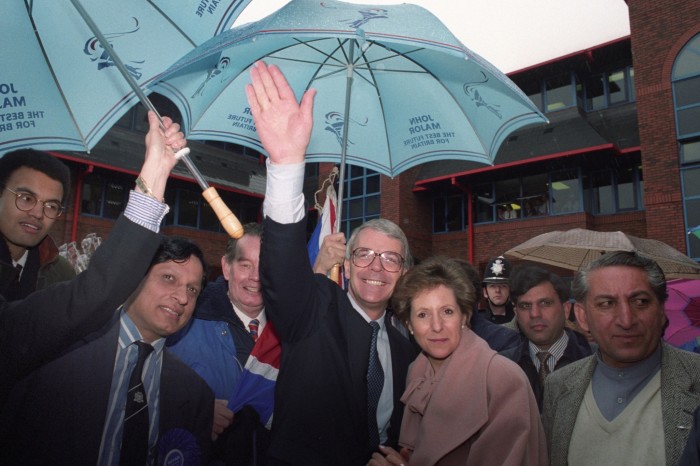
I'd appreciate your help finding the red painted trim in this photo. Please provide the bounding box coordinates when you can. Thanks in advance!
[415,143,618,187]
[71,165,93,241]
[508,36,631,76]
[48,151,264,199]
[619,146,641,154]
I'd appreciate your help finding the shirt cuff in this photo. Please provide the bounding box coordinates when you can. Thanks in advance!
[263,159,306,224]
[124,190,170,232]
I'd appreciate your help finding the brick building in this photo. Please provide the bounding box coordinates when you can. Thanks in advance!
[41,1,699,277]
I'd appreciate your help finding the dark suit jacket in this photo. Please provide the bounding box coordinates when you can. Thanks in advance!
[542,343,700,466]
[500,326,592,411]
[2,318,214,466]
[0,214,162,408]
[261,217,418,466]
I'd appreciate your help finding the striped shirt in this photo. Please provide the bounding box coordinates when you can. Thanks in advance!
[529,330,570,372]
[124,190,170,232]
[97,310,165,466]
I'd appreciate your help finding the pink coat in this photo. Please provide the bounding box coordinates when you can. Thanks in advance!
[399,328,548,466]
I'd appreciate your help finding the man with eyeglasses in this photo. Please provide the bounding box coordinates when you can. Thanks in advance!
[246,61,418,465]
[0,149,75,300]
[502,265,591,411]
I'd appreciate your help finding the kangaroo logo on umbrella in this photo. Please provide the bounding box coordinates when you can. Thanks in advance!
[463,72,502,119]
[325,111,368,147]
[83,17,144,80]
[191,56,231,98]
[341,8,388,29]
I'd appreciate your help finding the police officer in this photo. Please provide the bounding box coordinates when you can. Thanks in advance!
[477,255,515,324]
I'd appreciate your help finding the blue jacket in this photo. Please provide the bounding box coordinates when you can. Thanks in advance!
[167,276,253,399]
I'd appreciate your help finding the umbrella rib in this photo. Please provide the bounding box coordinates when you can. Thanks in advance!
[26,5,90,151]
[375,41,492,158]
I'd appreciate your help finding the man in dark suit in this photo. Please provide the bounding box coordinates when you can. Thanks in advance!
[246,61,418,465]
[3,235,214,465]
[501,265,591,411]
[0,110,185,408]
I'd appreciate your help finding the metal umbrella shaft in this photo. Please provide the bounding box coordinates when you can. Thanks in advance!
[70,0,243,238]
[329,41,356,283]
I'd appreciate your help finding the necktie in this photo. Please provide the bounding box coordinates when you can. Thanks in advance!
[121,341,154,466]
[536,351,552,387]
[366,321,384,450]
[248,319,260,342]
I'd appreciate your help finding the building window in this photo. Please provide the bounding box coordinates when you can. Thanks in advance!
[583,67,635,111]
[473,184,496,224]
[544,73,577,112]
[673,33,700,259]
[583,164,643,215]
[433,195,464,233]
[164,183,261,232]
[342,165,380,236]
[682,165,700,260]
[550,170,580,214]
[81,172,131,219]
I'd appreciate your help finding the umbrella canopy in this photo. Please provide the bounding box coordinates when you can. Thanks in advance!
[0,0,249,155]
[504,228,700,279]
[152,0,547,178]
[664,279,700,347]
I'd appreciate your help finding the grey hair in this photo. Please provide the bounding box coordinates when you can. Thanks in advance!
[345,218,413,268]
[571,251,668,304]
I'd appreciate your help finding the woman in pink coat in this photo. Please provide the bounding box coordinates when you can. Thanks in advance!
[369,257,547,466]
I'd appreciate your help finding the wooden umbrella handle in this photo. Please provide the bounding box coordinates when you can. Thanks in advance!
[330,263,341,284]
[202,186,244,239]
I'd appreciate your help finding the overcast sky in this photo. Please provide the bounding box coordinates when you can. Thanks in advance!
[233,0,631,73]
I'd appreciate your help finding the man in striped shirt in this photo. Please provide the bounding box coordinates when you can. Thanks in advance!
[501,265,592,411]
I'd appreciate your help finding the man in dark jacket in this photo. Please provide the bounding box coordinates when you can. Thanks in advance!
[248,61,418,466]
[502,265,591,410]
[168,222,272,465]
[0,149,76,299]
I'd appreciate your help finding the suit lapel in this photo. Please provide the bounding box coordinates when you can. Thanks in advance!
[70,321,120,461]
[343,299,373,435]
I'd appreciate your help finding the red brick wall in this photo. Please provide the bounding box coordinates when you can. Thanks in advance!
[627,0,700,253]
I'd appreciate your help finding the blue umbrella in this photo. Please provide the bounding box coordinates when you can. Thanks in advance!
[0,0,249,155]
[153,0,547,210]
[1,0,250,237]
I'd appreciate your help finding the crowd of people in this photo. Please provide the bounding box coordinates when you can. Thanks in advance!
[1,61,700,466]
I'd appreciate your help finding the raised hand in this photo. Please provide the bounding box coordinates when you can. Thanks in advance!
[245,61,316,165]
[138,111,186,200]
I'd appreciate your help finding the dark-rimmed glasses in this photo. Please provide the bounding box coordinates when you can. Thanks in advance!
[4,187,64,219]
[351,247,404,273]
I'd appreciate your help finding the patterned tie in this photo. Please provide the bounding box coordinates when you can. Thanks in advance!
[248,319,260,342]
[120,341,154,466]
[536,351,552,387]
[366,321,384,450]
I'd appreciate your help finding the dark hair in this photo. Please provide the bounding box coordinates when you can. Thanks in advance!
[150,236,207,287]
[571,251,668,304]
[223,223,263,263]
[0,149,71,203]
[510,265,569,304]
[450,258,482,296]
[392,256,475,326]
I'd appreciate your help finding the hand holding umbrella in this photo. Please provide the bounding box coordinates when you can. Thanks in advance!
[71,0,244,238]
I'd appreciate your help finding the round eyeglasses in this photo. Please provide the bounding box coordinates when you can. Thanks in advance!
[4,187,64,219]
[351,247,404,273]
